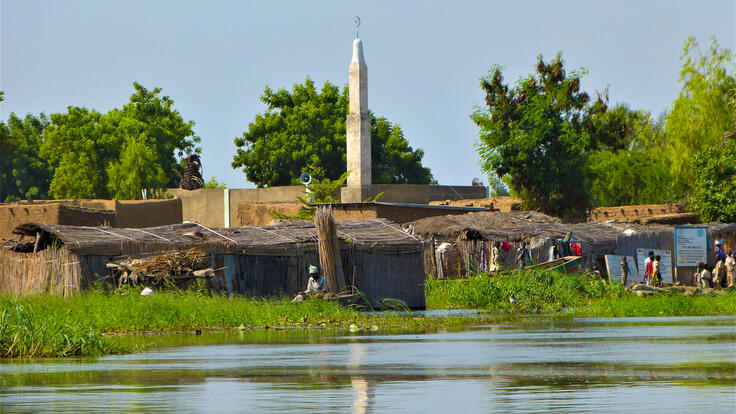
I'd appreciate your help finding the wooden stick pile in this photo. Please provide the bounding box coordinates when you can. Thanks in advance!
[106,247,213,286]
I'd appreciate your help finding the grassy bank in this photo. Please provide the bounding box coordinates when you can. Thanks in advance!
[425,269,736,316]
[4,269,734,358]
[0,288,496,358]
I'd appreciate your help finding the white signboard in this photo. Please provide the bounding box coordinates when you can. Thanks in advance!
[604,255,639,284]
[674,226,709,267]
[636,248,673,284]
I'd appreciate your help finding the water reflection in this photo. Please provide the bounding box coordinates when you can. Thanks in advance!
[0,316,734,413]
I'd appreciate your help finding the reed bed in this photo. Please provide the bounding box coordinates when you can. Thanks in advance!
[425,268,736,316]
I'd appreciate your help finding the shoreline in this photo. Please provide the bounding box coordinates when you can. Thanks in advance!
[2,270,735,358]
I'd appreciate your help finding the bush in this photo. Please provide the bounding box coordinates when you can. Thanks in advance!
[690,141,736,222]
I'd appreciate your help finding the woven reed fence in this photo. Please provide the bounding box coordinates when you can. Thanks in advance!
[0,247,82,296]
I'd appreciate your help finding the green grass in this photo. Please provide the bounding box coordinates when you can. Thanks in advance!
[0,286,497,358]
[4,269,734,358]
[425,269,736,316]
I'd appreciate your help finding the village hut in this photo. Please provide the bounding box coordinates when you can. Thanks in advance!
[616,222,736,285]
[409,211,647,278]
[0,220,426,308]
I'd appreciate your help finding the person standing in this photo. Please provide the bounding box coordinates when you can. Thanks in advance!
[516,241,532,268]
[727,250,736,287]
[620,256,630,286]
[489,241,501,272]
[713,258,725,290]
[652,255,662,287]
[645,251,655,286]
[715,241,727,263]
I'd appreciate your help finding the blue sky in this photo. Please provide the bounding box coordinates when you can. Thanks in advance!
[1,0,734,188]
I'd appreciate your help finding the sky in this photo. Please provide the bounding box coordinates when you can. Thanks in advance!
[1,0,734,188]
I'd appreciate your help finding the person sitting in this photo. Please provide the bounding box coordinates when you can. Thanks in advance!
[291,265,327,302]
[698,262,712,289]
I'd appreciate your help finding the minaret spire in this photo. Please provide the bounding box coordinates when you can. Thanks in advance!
[345,28,371,195]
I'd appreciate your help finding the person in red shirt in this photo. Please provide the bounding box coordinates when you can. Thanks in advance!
[645,253,655,286]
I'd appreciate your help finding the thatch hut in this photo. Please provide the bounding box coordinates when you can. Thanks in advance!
[410,211,648,278]
[615,222,736,284]
[0,220,425,308]
[411,211,736,285]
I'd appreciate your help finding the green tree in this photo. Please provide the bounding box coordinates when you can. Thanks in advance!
[472,54,605,218]
[203,177,227,189]
[0,113,52,202]
[41,83,200,199]
[665,36,736,197]
[587,105,674,206]
[689,140,736,222]
[587,150,673,206]
[232,78,434,187]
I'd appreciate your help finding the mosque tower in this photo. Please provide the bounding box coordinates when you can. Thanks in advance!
[343,34,372,202]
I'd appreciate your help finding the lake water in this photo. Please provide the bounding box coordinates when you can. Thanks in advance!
[1,315,735,413]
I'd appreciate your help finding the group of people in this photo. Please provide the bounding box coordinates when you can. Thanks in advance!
[643,251,663,287]
[695,241,735,289]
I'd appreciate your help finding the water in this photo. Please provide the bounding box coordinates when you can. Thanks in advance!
[1,316,735,413]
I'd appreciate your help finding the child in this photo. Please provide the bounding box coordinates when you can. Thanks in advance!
[652,255,661,287]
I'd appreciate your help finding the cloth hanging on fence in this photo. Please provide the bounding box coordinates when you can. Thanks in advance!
[571,242,582,256]
[479,241,490,272]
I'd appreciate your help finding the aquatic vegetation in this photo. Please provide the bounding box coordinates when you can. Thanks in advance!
[425,269,736,316]
[425,269,622,311]
[0,296,126,358]
[0,287,499,358]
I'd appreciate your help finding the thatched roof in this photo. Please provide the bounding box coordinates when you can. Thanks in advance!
[11,219,422,256]
[409,211,736,258]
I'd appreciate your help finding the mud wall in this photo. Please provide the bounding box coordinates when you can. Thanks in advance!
[0,203,115,240]
[114,198,182,228]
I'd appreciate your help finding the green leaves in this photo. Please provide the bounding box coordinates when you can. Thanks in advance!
[665,36,736,197]
[473,53,599,219]
[0,113,52,202]
[690,140,736,222]
[40,83,200,199]
[232,77,434,187]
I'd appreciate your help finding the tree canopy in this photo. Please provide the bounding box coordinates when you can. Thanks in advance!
[232,78,434,187]
[665,36,736,197]
[690,140,736,222]
[0,113,52,202]
[41,83,200,199]
[472,54,605,218]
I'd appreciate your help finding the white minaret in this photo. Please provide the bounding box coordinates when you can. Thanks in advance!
[344,36,372,198]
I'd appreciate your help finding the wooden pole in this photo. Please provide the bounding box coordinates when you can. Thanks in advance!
[315,205,346,293]
[33,232,42,253]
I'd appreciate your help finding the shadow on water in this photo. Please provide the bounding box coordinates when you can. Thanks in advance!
[1,315,735,413]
